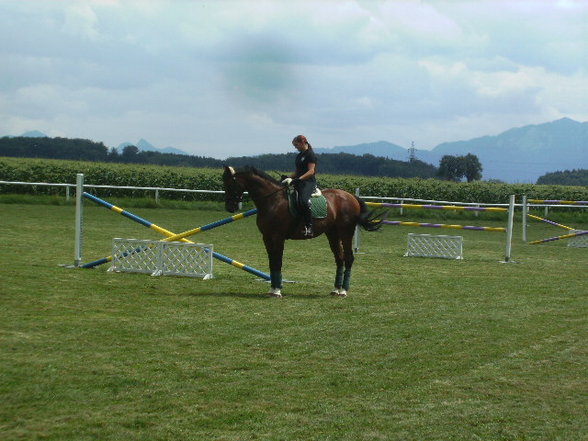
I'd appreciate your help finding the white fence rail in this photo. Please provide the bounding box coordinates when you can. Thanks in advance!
[0,180,224,202]
[2,179,587,213]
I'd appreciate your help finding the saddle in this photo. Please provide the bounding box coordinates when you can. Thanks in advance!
[287,186,327,219]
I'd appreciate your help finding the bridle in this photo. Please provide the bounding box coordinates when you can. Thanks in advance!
[224,167,286,203]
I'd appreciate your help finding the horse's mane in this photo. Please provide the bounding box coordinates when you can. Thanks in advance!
[236,166,281,185]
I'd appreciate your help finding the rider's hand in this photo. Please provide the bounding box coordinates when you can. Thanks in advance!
[281,177,293,186]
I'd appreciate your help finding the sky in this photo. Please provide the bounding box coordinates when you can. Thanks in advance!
[1,0,587,159]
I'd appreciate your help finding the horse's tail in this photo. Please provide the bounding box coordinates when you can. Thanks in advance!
[355,197,387,231]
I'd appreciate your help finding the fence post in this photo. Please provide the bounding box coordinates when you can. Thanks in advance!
[503,194,515,262]
[354,187,361,252]
[522,195,528,242]
[74,173,84,267]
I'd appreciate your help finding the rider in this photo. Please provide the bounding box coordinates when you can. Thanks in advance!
[282,135,317,237]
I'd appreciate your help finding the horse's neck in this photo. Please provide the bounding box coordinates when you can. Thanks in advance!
[240,175,283,207]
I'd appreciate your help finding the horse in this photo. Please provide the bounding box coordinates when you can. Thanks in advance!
[222,165,385,298]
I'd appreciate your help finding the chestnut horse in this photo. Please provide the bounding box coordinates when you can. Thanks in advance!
[223,166,384,297]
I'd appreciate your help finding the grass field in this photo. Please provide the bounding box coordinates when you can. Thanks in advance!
[1,198,587,440]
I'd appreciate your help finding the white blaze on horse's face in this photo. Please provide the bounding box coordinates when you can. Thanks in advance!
[228,166,236,176]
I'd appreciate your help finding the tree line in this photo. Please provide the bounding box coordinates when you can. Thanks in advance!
[1,136,491,182]
[0,136,438,178]
[536,169,588,186]
[0,137,223,168]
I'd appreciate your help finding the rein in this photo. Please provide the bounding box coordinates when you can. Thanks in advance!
[228,176,288,203]
[260,186,287,199]
[227,173,286,204]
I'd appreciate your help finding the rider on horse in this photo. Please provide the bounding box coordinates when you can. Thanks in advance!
[281,135,317,237]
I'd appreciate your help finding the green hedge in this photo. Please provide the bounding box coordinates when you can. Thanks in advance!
[0,158,223,201]
[2,157,587,204]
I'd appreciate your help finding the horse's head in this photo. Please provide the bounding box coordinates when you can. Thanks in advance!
[222,166,244,213]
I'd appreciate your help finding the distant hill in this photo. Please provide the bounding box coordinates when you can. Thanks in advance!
[20,130,48,138]
[11,131,189,156]
[10,118,587,183]
[316,118,588,183]
[314,141,409,160]
[117,138,189,155]
[432,118,587,183]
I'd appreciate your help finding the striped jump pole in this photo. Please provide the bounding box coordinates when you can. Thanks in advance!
[527,214,575,231]
[82,191,257,266]
[522,195,587,242]
[81,199,257,268]
[381,220,506,232]
[529,229,588,245]
[358,193,516,261]
[80,192,269,280]
[366,201,508,212]
[528,199,588,205]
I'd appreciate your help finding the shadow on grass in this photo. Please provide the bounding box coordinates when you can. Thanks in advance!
[186,291,327,300]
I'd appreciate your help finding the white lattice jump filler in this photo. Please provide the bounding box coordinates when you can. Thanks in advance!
[568,230,588,248]
[110,238,214,278]
[405,233,463,260]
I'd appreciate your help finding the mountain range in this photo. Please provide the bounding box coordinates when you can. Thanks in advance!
[11,118,587,183]
[315,118,587,183]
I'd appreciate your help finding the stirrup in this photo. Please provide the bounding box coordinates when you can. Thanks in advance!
[304,226,313,237]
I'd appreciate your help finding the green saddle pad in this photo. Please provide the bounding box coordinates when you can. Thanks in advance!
[287,187,327,219]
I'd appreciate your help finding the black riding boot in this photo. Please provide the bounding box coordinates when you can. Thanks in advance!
[302,204,313,236]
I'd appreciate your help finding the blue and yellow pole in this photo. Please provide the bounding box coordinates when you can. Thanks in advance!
[80,193,268,280]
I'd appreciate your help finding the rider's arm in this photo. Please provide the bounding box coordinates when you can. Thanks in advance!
[297,162,316,181]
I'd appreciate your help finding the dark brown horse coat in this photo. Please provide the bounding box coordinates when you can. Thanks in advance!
[223,166,383,297]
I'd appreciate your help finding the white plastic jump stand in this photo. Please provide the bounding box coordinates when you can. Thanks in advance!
[405,233,463,260]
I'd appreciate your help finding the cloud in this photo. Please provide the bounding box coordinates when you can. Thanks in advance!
[0,0,586,159]
[62,3,100,40]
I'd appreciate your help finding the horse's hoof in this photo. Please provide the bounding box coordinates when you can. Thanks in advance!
[268,288,282,298]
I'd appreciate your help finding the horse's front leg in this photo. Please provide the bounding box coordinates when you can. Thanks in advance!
[263,234,285,298]
[327,232,347,297]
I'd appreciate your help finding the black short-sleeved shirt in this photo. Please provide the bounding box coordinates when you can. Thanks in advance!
[295,149,317,182]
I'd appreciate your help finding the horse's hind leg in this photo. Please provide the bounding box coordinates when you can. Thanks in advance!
[326,232,347,297]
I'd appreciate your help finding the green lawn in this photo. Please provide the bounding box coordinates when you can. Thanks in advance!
[1,201,586,440]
